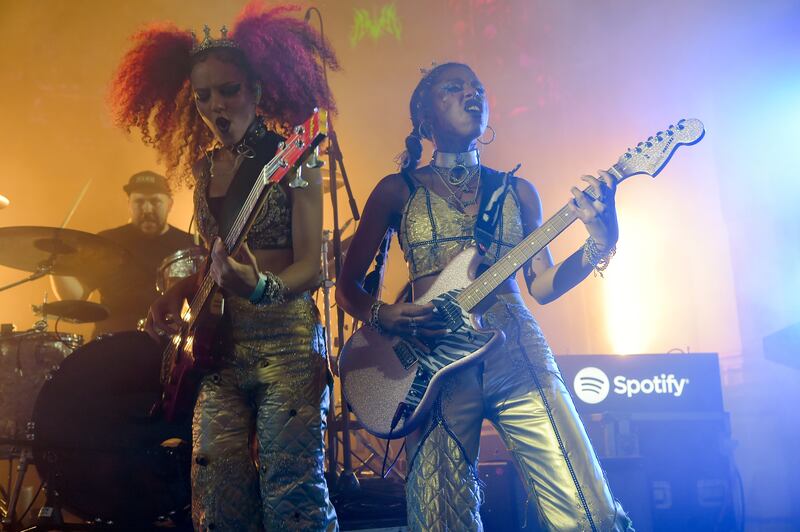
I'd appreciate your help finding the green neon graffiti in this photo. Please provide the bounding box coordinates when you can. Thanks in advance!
[350,4,403,47]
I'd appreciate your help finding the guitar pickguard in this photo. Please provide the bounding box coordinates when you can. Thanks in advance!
[402,290,494,413]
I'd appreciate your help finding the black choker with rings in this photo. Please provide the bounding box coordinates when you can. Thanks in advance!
[218,115,267,158]
[206,115,267,179]
[208,116,267,180]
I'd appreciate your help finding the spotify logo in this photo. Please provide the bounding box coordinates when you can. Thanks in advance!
[572,365,691,405]
[573,367,611,404]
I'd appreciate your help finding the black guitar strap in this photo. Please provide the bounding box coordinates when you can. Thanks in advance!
[217,130,284,241]
[474,163,521,255]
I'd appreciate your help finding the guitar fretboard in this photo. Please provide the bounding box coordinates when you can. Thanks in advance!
[455,165,623,312]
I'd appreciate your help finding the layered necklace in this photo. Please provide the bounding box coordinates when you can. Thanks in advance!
[430,149,481,211]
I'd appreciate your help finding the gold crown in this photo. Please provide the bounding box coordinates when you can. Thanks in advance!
[191,25,239,56]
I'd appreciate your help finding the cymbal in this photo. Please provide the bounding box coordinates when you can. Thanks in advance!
[34,300,110,323]
[0,226,130,279]
[0,194,9,209]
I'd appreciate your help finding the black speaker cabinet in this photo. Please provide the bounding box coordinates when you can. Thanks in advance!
[585,412,737,532]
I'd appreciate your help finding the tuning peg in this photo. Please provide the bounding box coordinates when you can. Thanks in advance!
[305,147,324,169]
[288,163,310,189]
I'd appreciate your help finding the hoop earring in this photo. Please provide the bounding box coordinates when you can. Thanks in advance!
[417,120,433,140]
[478,125,496,145]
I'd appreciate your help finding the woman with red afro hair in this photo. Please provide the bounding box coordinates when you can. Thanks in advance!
[110,2,339,530]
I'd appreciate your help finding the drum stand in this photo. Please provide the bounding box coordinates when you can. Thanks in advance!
[0,440,64,532]
[0,441,70,532]
[1,441,32,531]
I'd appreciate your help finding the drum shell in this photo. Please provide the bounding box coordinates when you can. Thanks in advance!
[0,331,81,441]
[156,247,206,294]
[31,331,191,525]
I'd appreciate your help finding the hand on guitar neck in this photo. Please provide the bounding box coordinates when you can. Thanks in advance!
[567,169,619,254]
[208,237,261,298]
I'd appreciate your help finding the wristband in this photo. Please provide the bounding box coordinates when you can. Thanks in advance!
[249,272,268,304]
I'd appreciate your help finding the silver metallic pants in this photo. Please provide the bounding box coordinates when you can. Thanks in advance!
[191,295,338,531]
[406,295,633,531]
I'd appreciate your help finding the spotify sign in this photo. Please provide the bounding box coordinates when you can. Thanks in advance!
[555,353,723,413]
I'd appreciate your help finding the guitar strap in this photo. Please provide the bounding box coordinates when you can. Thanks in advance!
[217,130,284,241]
[474,163,521,255]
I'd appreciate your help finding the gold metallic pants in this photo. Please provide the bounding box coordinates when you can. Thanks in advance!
[191,295,338,531]
[406,295,633,531]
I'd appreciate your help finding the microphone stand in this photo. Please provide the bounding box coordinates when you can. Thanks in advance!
[326,121,361,495]
[304,6,361,494]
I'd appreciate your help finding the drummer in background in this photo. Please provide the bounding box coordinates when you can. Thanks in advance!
[50,171,194,337]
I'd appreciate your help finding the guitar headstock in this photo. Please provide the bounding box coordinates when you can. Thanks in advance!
[291,108,329,147]
[613,119,705,182]
[264,108,329,186]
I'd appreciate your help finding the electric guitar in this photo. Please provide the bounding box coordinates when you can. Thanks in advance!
[338,118,705,439]
[156,109,328,422]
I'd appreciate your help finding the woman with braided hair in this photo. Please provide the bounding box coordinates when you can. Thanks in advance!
[337,62,633,531]
[109,2,338,530]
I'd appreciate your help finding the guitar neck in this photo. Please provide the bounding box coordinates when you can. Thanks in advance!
[455,165,623,312]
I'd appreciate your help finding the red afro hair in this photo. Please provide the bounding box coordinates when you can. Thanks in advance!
[109,2,338,188]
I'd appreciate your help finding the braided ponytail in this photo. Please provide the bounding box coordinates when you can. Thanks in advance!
[399,129,424,172]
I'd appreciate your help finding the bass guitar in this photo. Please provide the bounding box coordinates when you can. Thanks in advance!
[157,109,328,422]
[339,118,705,439]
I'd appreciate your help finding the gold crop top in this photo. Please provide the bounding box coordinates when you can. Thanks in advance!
[398,173,525,281]
[194,164,293,250]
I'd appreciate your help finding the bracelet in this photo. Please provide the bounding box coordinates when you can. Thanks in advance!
[249,273,268,304]
[583,237,616,277]
[369,300,386,334]
[249,271,287,305]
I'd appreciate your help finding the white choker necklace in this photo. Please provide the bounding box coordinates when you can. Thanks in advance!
[431,150,481,189]
[431,149,480,169]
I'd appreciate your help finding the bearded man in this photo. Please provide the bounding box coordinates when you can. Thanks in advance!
[51,171,194,337]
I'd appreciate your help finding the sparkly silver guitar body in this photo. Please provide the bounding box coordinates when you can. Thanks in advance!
[339,248,501,439]
[339,119,705,439]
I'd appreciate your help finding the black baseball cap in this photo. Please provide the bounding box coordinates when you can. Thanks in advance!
[123,171,171,196]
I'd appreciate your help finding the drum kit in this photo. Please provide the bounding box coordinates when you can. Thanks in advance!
[0,224,204,531]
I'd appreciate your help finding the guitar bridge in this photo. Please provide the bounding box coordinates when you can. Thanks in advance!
[393,341,418,370]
